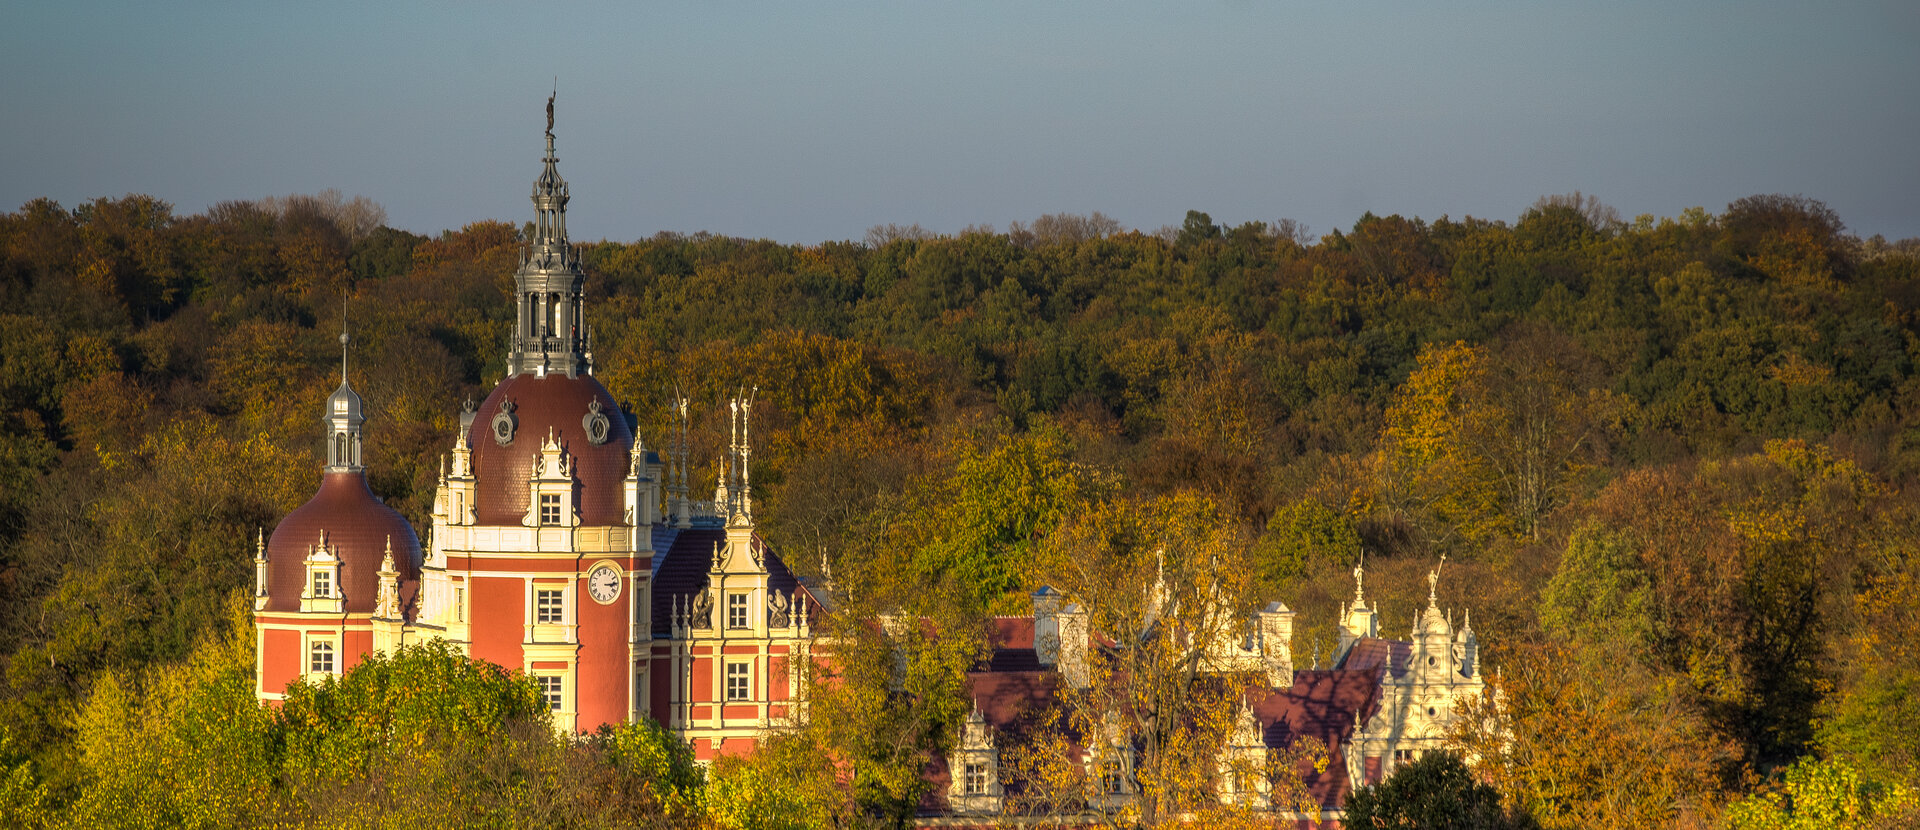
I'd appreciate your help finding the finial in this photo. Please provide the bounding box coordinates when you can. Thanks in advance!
[339,316,351,383]
[256,527,265,558]
[1352,552,1366,605]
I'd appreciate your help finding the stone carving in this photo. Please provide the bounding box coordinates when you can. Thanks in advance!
[768,590,791,627]
[690,590,712,630]
[583,398,611,445]
[491,400,518,446]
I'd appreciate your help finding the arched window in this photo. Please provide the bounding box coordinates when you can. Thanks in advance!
[334,433,347,465]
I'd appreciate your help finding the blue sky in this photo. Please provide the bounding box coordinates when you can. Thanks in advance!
[3,1,1916,243]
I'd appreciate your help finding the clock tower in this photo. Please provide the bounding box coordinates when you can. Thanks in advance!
[409,109,659,731]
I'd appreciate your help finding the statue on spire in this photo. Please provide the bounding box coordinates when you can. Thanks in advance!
[546,88,556,139]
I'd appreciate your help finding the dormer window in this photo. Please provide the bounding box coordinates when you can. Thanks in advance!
[312,570,331,598]
[964,763,988,795]
[1100,758,1126,794]
[727,592,749,629]
[539,493,561,526]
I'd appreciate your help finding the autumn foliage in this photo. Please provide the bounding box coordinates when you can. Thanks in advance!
[2,192,1919,826]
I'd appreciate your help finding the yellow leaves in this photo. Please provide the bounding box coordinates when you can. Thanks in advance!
[1761,438,1879,499]
[1379,340,1512,545]
[1727,504,1806,546]
[1383,340,1483,465]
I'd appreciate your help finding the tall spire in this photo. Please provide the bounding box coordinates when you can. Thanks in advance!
[506,94,589,379]
[324,317,365,472]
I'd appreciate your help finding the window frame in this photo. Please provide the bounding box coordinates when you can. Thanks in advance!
[539,492,561,526]
[727,592,750,629]
[964,762,988,795]
[309,640,336,674]
[725,661,751,701]
[537,675,564,711]
[311,569,331,598]
[535,588,565,624]
[1100,757,1126,794]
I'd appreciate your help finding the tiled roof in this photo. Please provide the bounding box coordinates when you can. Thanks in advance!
[1337,636,1412,680]
[1255,669,1385,807]
[468,373,633,526]
[265,471,422,614]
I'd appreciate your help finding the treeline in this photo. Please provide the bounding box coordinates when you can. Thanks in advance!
[2,190,1919,827]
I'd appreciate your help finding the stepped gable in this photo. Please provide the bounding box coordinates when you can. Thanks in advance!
[648,527,813,636]
[467,373,633,526]
[265,471,422,614]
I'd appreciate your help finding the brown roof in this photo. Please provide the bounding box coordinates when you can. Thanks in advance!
[265,471,423,614]
[468,373,633,526]
[1254,669,1386,807]
[1337,636,1412,680]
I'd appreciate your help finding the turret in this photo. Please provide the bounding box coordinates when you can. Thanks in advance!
[325,330,365,471]
[505,97,590,379]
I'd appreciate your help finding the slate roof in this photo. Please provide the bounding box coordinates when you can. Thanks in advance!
[648,525,815,637]
[1337,636,1413,680]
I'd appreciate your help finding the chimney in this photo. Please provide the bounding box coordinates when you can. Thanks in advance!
[1032,587,1089,687]
[1256,601,1295,688]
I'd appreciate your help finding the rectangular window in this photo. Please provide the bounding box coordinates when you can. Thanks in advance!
[539,493,561,525]
[1100,758,1126,794]
[537,675,563,711]
[311,570,331,598]
[536,589,565,624]
[1394,749,1415,765]
[964,763,988,795]
[726,662,750,701]
[309,641,335,674]
[727,592,749,629]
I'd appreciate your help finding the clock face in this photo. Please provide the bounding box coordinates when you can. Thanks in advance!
[587,565,622,604]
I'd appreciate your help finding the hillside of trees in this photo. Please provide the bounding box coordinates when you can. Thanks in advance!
[2,190,1919,827]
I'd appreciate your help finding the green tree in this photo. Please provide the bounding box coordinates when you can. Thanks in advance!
[1344,751,1537,830]
[1723,755,1919,830]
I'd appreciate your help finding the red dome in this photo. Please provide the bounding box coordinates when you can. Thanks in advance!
[468,373,634,526]
[265,471,423,614]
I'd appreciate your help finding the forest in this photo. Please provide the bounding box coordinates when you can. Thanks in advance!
[2,189,1919,828]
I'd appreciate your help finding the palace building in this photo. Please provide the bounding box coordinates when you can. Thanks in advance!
[252,108,1490,817]
[252,114,819,761]
[927,563,1484,823]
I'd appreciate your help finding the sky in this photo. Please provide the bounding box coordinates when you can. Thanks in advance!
[3,1,1917,244]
